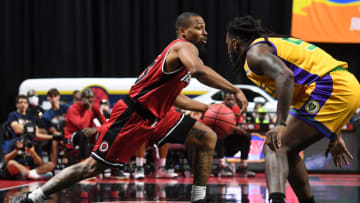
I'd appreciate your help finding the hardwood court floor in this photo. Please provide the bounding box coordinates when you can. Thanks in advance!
[1,173,360,202]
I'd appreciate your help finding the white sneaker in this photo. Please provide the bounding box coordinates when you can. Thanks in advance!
[134,166,145,179]
[155,167,178,178]
[215,166,234,177]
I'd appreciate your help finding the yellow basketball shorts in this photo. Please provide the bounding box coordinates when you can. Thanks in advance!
[290,68,360,140]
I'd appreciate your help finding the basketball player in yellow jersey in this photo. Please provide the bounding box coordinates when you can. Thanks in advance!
[226,16,360,203]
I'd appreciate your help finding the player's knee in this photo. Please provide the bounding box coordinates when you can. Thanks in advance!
[47,162,56,171]
[203,129,217,150]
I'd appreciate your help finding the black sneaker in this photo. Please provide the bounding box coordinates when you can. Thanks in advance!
[192,199,206,203]
[109,168,130,180]
[11,192,34,203]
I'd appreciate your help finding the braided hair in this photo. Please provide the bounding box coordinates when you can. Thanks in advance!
[227,16,283,71]
[227,16,275,46]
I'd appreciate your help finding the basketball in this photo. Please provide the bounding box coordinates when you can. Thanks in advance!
[201,103,236,138]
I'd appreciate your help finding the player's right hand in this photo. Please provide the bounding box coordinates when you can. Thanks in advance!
[235,91,248,114]
[265,125,285,151]
[325,135,353,168]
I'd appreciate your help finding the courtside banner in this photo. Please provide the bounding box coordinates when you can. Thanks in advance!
[291,0,360,43]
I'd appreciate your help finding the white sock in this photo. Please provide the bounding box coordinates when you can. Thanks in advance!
[28,187,47,202]
[191,185,206,202]
[27,169,40,179]
[160,158,166,168]
[136,157,144,167]
[218,158,226,167]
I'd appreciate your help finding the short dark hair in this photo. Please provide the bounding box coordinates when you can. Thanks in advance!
[16,94,28,104]
[81,88,94,98]
[175,12,201,34]
[73,90,79,96]
[47,88,60,97]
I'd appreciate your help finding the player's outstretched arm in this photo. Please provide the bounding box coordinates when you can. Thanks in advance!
[174,94,209,112]
[177,42,248,113]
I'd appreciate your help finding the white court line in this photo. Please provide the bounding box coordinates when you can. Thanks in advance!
[93,201,189,203]
[0,183,33,191]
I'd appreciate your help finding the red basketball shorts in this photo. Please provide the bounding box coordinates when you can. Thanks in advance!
[91,97,196,167]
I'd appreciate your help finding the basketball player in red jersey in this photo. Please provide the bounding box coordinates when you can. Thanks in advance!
[13,12,247,203]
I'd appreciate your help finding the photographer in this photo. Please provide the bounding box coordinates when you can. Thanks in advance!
[3,135,52,180]
[6,95,63,173]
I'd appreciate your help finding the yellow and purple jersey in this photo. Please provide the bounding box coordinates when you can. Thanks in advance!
[244,37,360,140]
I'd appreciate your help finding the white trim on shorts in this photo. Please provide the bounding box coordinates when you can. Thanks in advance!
[91,152,124,167]
[156,113,185,146]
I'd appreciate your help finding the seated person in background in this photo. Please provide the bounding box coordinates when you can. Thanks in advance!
[255,107,270,131]
[3,136,53,180]
[4,95,61,179]
[211,92,255,177]
[26,89,45,129]
[134,142,178,179]
[99,99,111,120]
[251,97,265,122]
[64,88,106,163]
[42,88,69,169]
[71,90,82,105]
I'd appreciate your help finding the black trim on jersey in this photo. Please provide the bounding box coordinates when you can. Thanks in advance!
[133,73,177,101]
[123,96,155,120]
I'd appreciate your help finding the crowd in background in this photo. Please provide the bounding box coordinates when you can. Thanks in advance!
[1,88,359,181]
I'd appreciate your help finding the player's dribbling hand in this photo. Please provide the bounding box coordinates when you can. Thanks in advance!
[265,125,285,151]
[235,91,248,114]
[325,135,353,168]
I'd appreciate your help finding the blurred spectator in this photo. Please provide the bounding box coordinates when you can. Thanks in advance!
[64,88,106,163]
[3,95,61,179]
[72,90,81,104]
[99,99,111,119]
[26,89,45,128]
[43,88,68,135]
[213,92,255,177]
[134,142,178,179]
[7,95,62,146]
[3,138,53,180]
[251,97,266,123]
[255,107,270,131]
[42,88,69,169]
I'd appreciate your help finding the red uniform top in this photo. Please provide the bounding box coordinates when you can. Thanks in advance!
[223,103,244,124]
[64,102,106,139]
[129,39,191,119]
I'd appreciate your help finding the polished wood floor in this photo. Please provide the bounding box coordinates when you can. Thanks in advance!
[2,173,360,202]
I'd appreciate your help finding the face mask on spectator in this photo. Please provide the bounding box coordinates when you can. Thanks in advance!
[28,95,39,106]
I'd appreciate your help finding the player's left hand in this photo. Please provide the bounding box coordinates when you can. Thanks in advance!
[265,125,285,151]
[325,135,353,168]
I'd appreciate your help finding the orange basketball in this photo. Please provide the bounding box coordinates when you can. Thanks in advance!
[201,104,236,138]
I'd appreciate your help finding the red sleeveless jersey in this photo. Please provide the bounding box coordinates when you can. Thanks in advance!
[129,39,191,119]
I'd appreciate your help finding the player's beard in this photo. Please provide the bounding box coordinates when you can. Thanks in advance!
[229,46,242,68]
[195,42,208,60]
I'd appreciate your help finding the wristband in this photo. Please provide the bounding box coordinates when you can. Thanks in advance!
[276,122,287,127]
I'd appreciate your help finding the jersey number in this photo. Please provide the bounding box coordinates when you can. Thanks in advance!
[281,38,317,51]
[135,60,156,84]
